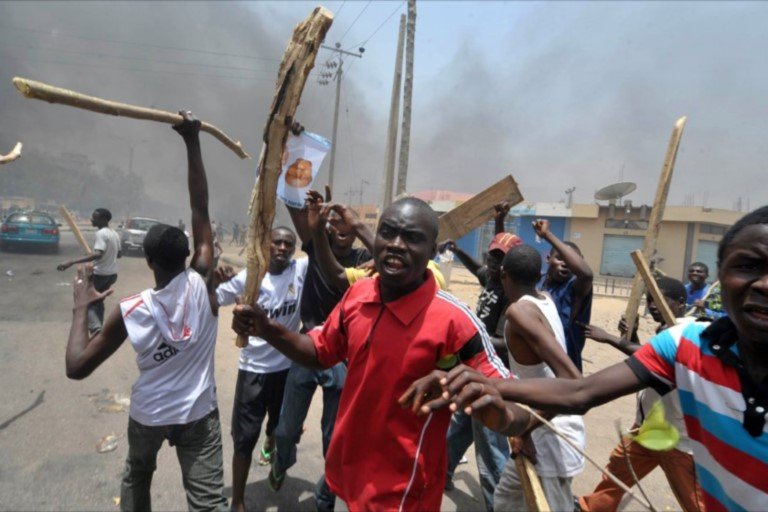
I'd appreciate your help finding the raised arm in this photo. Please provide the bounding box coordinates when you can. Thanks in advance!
[173,111,213,281]
[534,219,593,299]
[65,265,127,379]
[307,192,349,290]
[493,201,511,235]
[327,202,375,253]
[439,239,484,280]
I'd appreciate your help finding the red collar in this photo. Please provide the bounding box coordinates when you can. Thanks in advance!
[360,269,438,325]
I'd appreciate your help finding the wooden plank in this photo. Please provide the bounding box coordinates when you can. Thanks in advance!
[514,453,550,512]
[238,6,333,347]
[437,174,523,241]
[59,205,92,255]
[624,116,686,333]
[630,250,676,327]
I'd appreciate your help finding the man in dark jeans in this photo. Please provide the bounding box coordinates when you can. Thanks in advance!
[57,207,121,334]
[273,184,370,511]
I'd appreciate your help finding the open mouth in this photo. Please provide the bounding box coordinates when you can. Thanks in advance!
[744,304,768,321]
[382,255,407,273]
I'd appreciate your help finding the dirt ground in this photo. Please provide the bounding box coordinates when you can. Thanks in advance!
[444,266,677,511]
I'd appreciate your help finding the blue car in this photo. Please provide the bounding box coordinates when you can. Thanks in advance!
[1,211,60,253]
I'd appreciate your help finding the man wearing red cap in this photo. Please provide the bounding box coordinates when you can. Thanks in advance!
[438,202,522,510]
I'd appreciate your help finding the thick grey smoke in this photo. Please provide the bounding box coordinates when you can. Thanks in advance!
[1,1,766,224]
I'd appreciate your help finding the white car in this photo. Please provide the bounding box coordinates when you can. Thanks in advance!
[120,217,161,255]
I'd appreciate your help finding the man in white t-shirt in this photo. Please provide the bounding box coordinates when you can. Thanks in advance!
[57,207,121,333]
[63,112,228,512]
[495,245,585,511]
[216,226,308,512]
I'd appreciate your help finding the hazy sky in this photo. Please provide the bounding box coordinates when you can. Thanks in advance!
[1,1,766,224]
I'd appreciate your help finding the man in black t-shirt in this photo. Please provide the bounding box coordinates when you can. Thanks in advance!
[271,188,370,511]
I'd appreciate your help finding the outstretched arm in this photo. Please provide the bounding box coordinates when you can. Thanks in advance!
[579,321,640,356]
[534,219,593,299]
[327,203,375,253]
[439,239,484,280]
[174,111,214,283]
[57,251,103,271]
[66,265,127,379]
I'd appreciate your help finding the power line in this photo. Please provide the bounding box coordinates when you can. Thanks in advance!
[0,40,282,74]
[335,0,348,19]
[0,24,281,62]
[354,1,405,48]
[337,1,373,43]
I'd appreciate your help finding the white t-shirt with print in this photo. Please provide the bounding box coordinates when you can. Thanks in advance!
[93,227,120,276]
[119,268,218,426]
[216,257,308,374]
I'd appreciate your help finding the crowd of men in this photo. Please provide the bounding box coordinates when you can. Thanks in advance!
[62,114,767,511]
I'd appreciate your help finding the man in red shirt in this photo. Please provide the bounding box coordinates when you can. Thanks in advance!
[232,197,531,510]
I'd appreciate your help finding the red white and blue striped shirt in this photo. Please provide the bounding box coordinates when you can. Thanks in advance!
[628,319,768,512]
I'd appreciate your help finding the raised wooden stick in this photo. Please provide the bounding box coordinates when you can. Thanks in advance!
[238,7,334,347]
[686,279,719,317]
[59,205,92,255]
[624,116,687,334]
[513,451,550,511]
[0,142,23,165]
[12,77,250,159]
[630,250,676,326]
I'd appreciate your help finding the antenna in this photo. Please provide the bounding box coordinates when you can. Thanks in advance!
[594,182,637,204]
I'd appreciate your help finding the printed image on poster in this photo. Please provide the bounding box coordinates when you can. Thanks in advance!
[277,131,332,209]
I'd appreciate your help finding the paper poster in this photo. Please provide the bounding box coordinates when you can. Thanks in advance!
[275,131,332,209]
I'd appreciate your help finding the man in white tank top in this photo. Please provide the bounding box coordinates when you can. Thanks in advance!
[63,112,228,512]
[495,245,586,511]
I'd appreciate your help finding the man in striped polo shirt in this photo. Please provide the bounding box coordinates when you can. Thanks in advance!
[432,205,768,512]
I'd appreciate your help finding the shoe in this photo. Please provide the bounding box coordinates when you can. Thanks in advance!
[258,435,275,466]
[269,462,286,492]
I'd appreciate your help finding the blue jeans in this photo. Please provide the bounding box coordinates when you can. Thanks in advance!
[446,412,510,512]
[274,363,346,512]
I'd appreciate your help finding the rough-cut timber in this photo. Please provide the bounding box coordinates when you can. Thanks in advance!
[12,77,250,159]
[437,174,524,242]
[631,250,676,327]
[59,205,92,255]
[238,6,334,347]
[624,116,687,334]
[0,142,22,165]
[514,453,550,511]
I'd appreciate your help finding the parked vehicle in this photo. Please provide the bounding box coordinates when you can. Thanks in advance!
[120,217,161,255]
[0,211,60,253]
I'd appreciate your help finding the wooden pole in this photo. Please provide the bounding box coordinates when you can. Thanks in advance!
[686,279,719,317]
[59,205,92,255]
[513,452,550,512]
[12,77,250,159]
[395,0,416,196]
[383,14,406,208]
[0,142,22,165]
[623,116,686,334]
[238,6,334,347]
[630,250,676,327]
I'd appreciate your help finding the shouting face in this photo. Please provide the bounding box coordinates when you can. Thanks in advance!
[546,249,572,284]
[718,224,768,343]
[373,201,437,300]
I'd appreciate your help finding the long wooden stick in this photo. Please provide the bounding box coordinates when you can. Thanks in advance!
[686,280,719,317]
[512,450,550,511]
[520,405,655,511]
[0,142,23,165]
[12,77,250,159]
[624,116,687,334]
[59,205,92,255]
[238,7,334,347]
[630,250,676,327]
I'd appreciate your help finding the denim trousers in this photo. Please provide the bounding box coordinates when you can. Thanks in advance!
[120,409,228,512]
[446,411,511,512]
[274,362,346,512]
[88,273,117,333]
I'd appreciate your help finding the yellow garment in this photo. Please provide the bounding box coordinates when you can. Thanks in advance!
[344,260,446,290]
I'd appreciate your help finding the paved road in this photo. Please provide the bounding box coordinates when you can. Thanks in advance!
[0,233,484,511]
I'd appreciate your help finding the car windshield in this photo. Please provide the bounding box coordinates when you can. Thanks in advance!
[127,219,159,231]
[7,213,54,225]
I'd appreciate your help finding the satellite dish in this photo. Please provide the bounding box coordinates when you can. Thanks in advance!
[594,182,637,202]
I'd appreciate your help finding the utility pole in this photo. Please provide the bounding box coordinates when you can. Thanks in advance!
[396,0,416,196]
[318,43,364,197]
[383,14,406,208]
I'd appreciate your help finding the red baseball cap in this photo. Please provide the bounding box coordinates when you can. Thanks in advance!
[488,232,522,254]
